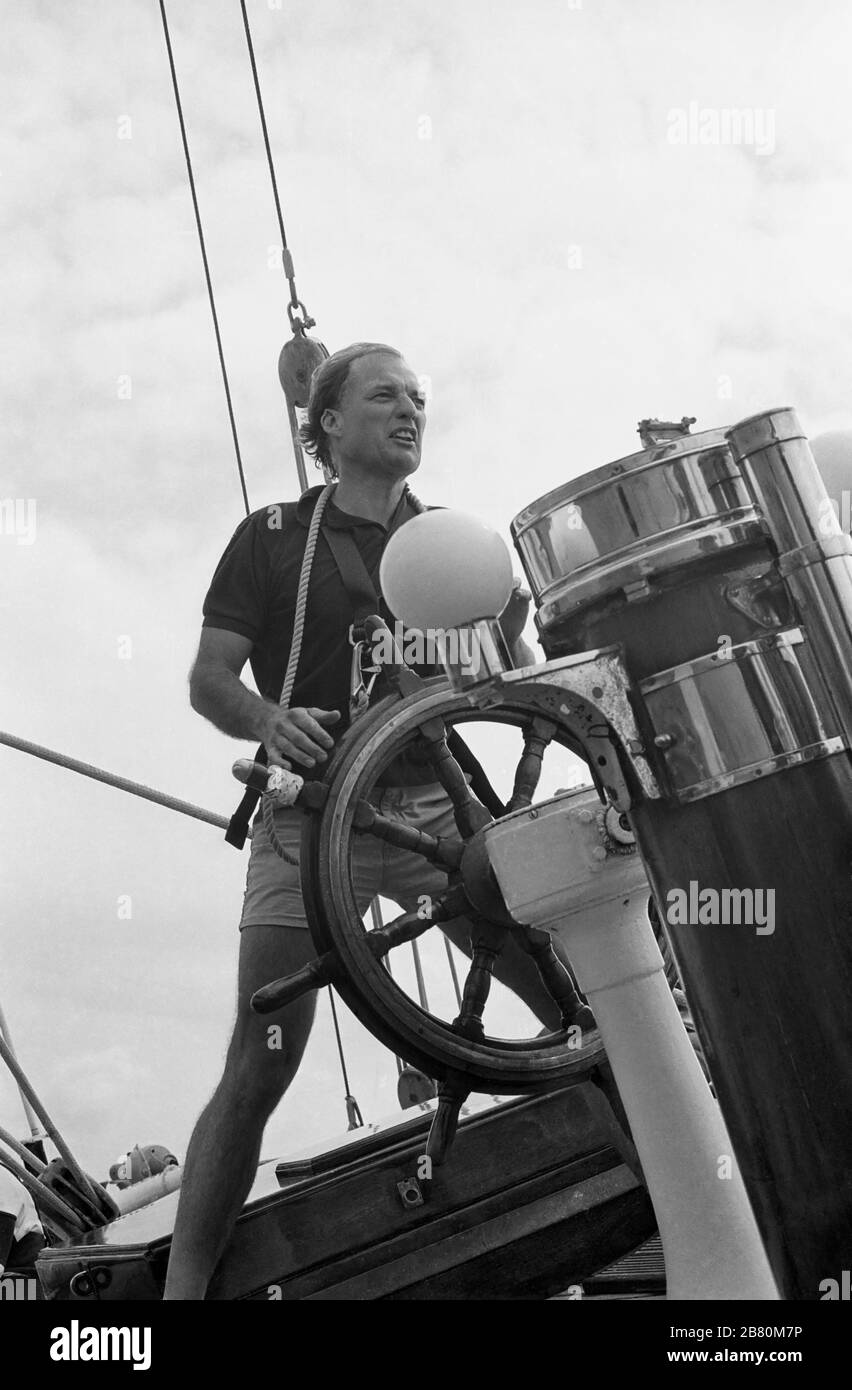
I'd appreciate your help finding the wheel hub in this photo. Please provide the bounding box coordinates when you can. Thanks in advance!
[457,829,518,927]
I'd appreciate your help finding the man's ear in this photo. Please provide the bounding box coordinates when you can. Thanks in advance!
[320,407,342,440]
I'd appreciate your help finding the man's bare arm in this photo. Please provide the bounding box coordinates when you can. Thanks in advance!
[189,627,341,766]
[189,628,269,741]
[498,578,539,670]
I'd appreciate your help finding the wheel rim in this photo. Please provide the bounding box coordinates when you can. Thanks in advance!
[303,677,608,1091]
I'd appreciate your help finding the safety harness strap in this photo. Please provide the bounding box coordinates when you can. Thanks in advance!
[321,526,382,628]
[225,742,267,848]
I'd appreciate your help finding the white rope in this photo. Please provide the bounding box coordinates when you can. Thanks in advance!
[262,481,337,865]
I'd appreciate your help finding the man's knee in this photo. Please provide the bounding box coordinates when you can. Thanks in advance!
[224,995,314,1103]
[220,925,319,1105]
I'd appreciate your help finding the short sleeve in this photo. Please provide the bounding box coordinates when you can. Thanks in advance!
[202,514,271,642]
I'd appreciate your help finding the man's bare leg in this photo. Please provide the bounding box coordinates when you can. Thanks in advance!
[163,925,317,1301]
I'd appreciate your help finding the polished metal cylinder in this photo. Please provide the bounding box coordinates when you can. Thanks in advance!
[727,408,852,746]
[436,618,514,691]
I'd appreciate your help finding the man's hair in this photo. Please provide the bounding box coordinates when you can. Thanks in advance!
[299,342,404,478]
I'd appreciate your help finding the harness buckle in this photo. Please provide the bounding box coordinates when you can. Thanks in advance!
[349,638,381,720]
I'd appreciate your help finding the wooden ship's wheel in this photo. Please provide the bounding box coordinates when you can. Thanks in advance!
[251,668,639,1162]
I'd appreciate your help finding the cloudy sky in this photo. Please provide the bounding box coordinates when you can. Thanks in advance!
[2,0,852,1181]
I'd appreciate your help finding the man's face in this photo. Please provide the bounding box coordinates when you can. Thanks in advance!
[326,351,427,478]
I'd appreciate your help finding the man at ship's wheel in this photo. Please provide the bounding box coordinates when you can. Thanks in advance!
[164,342,577,1300]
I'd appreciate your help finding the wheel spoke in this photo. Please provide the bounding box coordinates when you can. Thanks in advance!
[408,712,493,840]
[425,1077,469,1165]
[507,717,558,813]
[518,926,596,1031]
[451,922,508,1040]
[352,799,462,869]
[365,890,463,960]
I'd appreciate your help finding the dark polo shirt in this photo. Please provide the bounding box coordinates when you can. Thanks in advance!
[202,483,440,777]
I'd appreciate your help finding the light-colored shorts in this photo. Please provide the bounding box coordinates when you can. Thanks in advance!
[239,783,457,931]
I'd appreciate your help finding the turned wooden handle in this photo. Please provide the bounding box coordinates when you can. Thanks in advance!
[250,953,335,1014]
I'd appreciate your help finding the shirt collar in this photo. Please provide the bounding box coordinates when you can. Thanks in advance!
[296,483,418,532]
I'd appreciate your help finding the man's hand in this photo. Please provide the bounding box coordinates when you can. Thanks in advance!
[256,704,341,769]
[499,576,532,649]
[188,631,343,763]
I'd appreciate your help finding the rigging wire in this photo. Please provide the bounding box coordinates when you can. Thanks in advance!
[443,936,464,1012]
[0,730,239,835]
[327,992,363,1131]
[239,1,289,255]
[239,0,314,330]
[159,0,251,516]
[410,939,429,1013]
